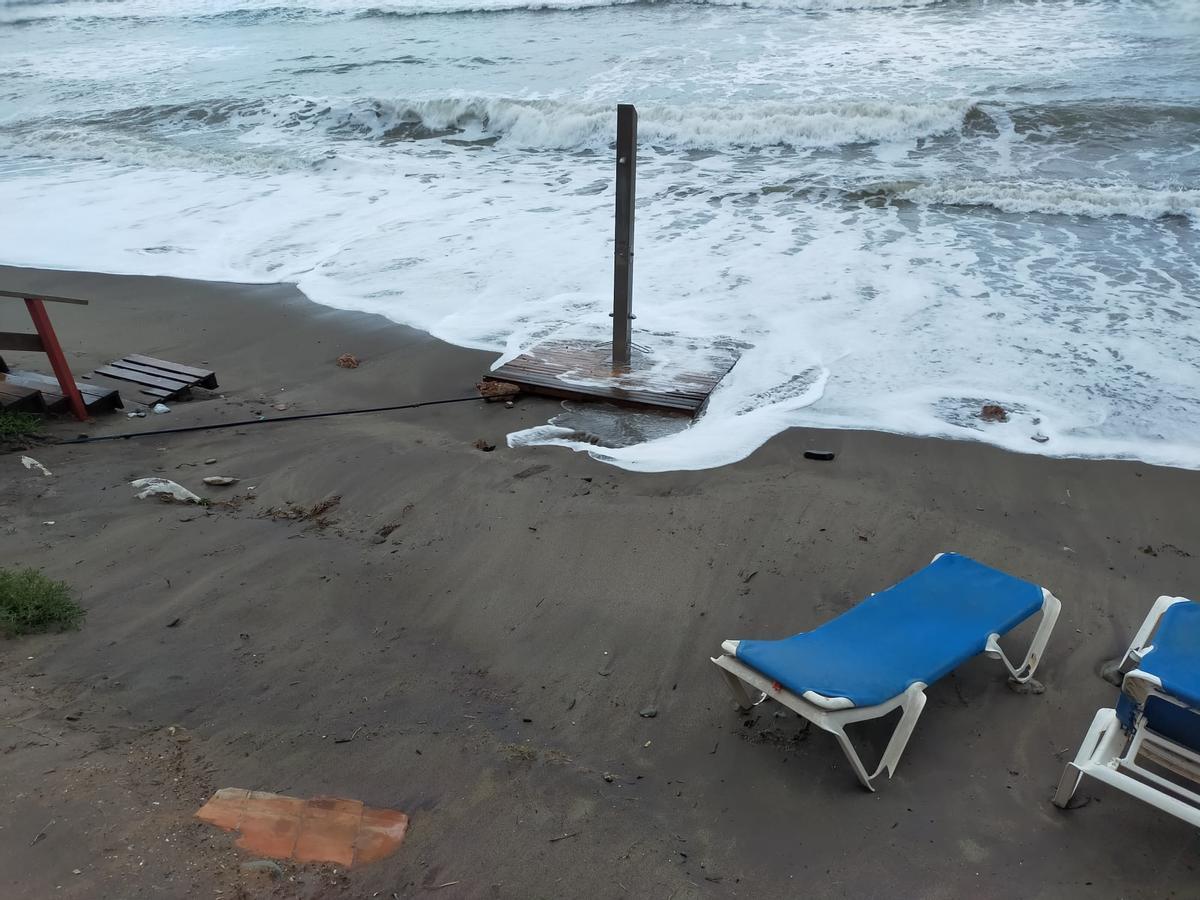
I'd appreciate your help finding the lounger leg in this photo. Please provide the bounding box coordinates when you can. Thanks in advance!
[874,686,927,781]
[717,667,761,712]
[1053,707,1115,809]
[985,590,1062,683]
[832,728,876,790]
[830,687,928,791]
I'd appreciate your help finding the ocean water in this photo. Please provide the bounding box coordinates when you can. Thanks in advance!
[1,0,1198,471]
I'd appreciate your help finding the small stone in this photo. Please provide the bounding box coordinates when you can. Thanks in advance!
[204,458,218,465]
[336,354,359,369]
[1099,659,1124,687]
[639,707,658,718]
[505,399,514,409]
[473,439,496,452]
[274,403,288,412]
[476,379,520,401]
[1031,433,1049,443]
[603,773,614,783]
[239,860,282,879]
[980,404,1008,423]
[202,476,238,486]
[1007,677,1045,695]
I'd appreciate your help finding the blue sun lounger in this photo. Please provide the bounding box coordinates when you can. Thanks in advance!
[711,553,1061,790]
[1054,596,1200,827]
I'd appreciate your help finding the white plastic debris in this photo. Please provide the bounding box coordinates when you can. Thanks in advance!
[20,456,52,477]
[130,477,201,503]
[152,403,170,414]
[128,411,147,418]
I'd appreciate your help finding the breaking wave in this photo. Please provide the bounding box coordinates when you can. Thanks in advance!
[6,95,976,154]
[895,179,1200,222]
[0,0,945,25]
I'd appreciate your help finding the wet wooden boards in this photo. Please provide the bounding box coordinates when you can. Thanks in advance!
[1,370,122,413]
[485,340,737,415]
[94,354,219,400]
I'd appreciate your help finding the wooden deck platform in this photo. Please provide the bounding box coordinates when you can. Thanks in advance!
[485,340,737,415]
[93,353,219,401]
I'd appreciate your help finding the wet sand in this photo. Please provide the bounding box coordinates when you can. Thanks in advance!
[2,265,1199,899]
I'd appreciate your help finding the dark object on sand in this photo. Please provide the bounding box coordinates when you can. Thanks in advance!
[336,353,359,369]
[804,450,836,461]
[476,379,520,402]
[94,353,217,402]
[639,707,658,718]
[980,403,1009,423]
[473,439,496,452]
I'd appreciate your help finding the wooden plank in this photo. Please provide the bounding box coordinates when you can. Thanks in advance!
[0,289,88,305]
[4,370,122,411]
[94,364,192,395]
[0,331,43,352]
[121,354,218,388]
[6,371,114,403]
[0,383,46,412]
[106,360,193,388]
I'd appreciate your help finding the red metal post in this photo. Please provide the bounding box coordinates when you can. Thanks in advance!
[24,297,89,421]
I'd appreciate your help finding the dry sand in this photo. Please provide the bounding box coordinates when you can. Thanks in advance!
[2,265,1199,899]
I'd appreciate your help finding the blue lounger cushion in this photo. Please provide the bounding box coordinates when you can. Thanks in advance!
[1117,600,1200,746]
[734,553,1045,708]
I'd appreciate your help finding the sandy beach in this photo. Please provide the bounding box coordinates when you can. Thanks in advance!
[3,265,1199,898]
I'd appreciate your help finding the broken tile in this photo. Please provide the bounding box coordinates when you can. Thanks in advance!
[195,789,408,868]
[234,805,302,860]
[294,797,363,867]
[195,787,250,830]
[354,806,411,866]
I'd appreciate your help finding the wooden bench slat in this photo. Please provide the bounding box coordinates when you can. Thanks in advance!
[4,370,122,410]
[0,331,44,352]
[0,289,88,304]
[94,364,192,393]
[105,360,193,387]
[0,383,46,412]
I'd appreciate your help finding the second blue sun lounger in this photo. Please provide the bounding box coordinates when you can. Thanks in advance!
[711,553,1061,790]
[1054,596,1200,827]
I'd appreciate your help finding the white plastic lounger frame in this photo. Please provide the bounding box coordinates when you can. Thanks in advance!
[712,555,1061,791]
[1053,596,1200,827]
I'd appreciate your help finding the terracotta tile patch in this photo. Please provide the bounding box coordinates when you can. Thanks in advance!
[294,797,363,867]
[195,789,409,868]
[355,806,412,866]
[196,787,250,830]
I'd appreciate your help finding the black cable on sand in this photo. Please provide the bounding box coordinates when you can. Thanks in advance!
[57,395,487,445]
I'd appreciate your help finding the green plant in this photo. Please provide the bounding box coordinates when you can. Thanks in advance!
[0,568,85,637]
[0,410,43,440]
